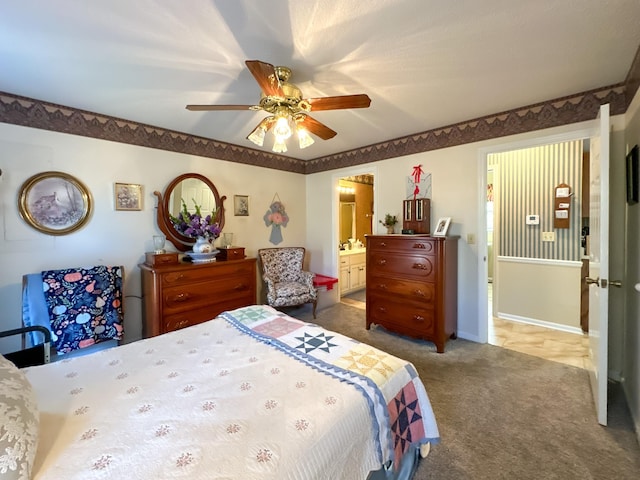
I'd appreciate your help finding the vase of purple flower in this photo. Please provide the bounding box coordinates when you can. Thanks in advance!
[169,199,221,251]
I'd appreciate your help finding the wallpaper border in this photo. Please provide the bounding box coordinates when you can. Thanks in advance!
[0,84,630,175]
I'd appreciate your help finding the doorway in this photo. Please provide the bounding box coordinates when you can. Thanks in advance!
[336,172,374,302]
[481,135,591,369]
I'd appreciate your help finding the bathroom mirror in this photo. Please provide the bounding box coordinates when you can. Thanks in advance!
[338,175,374,246]
[154,173,226,252]
[339,202,356,244]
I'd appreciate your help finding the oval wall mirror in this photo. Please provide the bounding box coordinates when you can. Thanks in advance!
[154,173,226,252]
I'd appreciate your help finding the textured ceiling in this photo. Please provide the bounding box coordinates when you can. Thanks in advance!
[1,0,640,161]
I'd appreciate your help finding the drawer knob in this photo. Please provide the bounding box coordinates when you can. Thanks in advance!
[234,284,246,291]
[173,292,191,302]
[413,315,425,323]
[380,242,387,247]
[414,289,425,297]
[377,259,387,266]
[412,263,427,270]
[377,306,387,313]
[377,283,387,290]
[176,319,189,329]
[413,243,426,249]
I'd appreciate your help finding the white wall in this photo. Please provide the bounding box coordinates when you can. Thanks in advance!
[623,88,640,443]
[0,123,307,344]
[496,257,582,331]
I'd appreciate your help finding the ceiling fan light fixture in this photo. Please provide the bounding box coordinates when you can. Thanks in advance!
[272,138,288,153]
[247,124,267,146]
[187,60,371,152]
[297,127,315,149]
[273,113,293,140]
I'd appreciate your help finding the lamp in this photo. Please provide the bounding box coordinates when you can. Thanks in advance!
[247,109,316,153]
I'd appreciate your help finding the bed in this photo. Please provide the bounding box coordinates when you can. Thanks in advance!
[1,305,439,480]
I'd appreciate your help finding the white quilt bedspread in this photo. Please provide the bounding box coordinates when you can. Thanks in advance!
[24,305,438,480]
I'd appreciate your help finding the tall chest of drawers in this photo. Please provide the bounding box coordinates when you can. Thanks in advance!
[139,258,257,337]
[366,235,458,353]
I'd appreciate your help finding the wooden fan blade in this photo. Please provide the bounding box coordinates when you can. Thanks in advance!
[186,104,255,111]
[307,94,371,111]
[299,115,337,140]
[245,60,284,97]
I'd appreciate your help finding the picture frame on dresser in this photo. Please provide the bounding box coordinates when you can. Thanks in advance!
[433,217,451,236]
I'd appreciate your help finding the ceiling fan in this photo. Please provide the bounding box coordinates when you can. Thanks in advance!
[186,60,371,153]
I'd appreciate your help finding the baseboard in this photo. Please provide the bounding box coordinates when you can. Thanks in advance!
[497,312,584,335]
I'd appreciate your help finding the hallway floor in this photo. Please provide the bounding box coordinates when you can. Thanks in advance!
[488,316,589,369]
[488,282,589,369]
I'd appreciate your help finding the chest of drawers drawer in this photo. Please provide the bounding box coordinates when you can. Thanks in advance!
[367,275,435,303]
[162,275,253,314]
[367,235,435,254]
[163,297,251,332]
[368,252,436,281]
[161,261,254,286]
[140,257,257,337]
[367,296,435,337]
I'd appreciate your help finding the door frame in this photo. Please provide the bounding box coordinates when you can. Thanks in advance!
[477,127,598,344]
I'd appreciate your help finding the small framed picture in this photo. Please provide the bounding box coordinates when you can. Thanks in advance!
[234,195,249,216]
[433,217,451,236]
[114,183,143,211]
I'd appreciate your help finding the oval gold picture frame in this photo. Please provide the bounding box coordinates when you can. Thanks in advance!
[18,171,92,235]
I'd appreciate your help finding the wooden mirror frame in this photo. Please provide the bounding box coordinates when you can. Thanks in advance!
[154,173,226,252]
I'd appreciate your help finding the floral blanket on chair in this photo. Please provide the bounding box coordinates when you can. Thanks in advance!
[41,265,124,353]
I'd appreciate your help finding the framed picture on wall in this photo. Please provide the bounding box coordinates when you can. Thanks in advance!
[114,183,143,211]
[234,195,249,216]
[433,217,451,236]
[18,171,93,235]
[626,145,638,205]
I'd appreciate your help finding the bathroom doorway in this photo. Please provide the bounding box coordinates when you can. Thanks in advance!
[337,173,374,301]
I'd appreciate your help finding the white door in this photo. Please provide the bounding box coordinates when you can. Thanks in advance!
[587,103,610,426]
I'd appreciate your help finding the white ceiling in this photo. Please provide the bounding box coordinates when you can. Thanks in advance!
[2,0,640,161]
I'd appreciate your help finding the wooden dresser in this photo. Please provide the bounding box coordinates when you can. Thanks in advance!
[139,257,257,337]
[366,235,458,353]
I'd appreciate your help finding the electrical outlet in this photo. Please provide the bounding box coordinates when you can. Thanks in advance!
[467,233,475,244]
[542,231,555,242]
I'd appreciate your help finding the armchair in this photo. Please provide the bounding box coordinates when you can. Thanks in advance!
[258,247,317,318]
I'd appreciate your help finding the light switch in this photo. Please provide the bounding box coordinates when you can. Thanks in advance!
[467,233,475,244]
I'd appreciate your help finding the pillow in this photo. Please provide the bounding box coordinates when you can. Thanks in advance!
[0,355,39,480]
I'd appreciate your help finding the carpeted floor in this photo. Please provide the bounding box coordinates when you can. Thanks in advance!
[284,301,640,480]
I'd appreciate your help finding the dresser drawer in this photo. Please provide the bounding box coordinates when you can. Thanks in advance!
[161,261,255,286]
[163,277,254,314]
[164,308,214,332]
[367,297,435,337]
[368,252,436,281]
[164,296,255,333]
[367,276,435,303]
[368,236,435,254]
